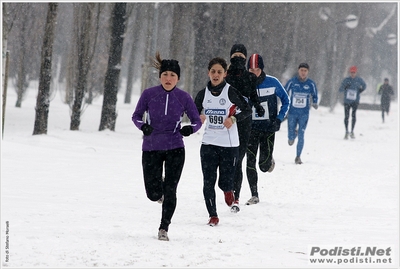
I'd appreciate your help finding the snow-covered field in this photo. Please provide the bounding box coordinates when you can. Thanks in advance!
[1,82,398,268]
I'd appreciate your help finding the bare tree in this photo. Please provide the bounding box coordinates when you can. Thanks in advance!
[99,3,127,131]
[140,3,156,94]
[124,3,140,104]
[170,3,195,95]
[5,3,47,108]
[32,3,58,135]
[69,3,100,130]
[192,3,219,96]
[15,9,29,108]
[2,3,10,137]
[84,4,103,105]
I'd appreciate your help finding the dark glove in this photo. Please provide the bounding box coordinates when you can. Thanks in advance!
[312,104,318,110]
[141,124,154,136]
[255,104,265,117]
[179,125,193,137]
[272,118,281,132]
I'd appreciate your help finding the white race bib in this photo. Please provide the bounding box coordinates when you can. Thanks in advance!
[252,101,269,120]
[292,92,307,108]
[346,89,357,101]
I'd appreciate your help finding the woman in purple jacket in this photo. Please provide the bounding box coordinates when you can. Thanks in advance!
[132,52,202,241]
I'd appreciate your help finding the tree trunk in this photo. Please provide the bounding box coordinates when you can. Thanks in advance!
[2,3,9,138]
[140,4,154,93]
[192,3,215,97]
[15,51,30,108]
[84,3,101,105]
[99,3,126,131]
[2,51,9,138]
[70,3,95,130]
[124,44,135,104]
[15,17,28,108]
[124,4,140,104]
[32,3,58,135]
[14,3,37,108]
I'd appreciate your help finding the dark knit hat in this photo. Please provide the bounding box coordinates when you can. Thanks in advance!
[298,63,309,70]
[248,54,264,70]
[230,44,247,57]
[159,59,180,79]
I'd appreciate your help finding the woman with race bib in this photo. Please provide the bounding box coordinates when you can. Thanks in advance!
[194,57,251,226]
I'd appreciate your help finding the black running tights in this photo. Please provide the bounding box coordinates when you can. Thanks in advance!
[142,147,185,231]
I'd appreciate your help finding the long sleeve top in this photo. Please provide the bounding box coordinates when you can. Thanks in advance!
[285,76,318,116]
[339,76,367,104]
[378,83,394,103]
[251,71,290,132]
[132,85,202,151]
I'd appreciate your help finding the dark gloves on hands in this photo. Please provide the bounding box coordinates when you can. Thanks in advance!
[312,104,318,110]
[179,125,193,137]
[272,118,281,132]
[141,124,154,136]
[255,104,265,117]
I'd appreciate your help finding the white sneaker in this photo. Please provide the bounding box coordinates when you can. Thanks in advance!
[268,158,275,173]
[158,229,169,241]
[231,200,240,213]
[245,196,259,205]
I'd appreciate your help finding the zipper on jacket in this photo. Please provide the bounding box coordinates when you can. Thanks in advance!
[164,94,169,115]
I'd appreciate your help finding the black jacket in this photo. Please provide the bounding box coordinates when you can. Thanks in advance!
[226,57,261,107]
[378,84,394,103]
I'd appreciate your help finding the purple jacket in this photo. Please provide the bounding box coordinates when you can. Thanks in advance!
[132,85,202,151]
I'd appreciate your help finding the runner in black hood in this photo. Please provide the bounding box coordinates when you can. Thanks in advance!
[226,44,265,212]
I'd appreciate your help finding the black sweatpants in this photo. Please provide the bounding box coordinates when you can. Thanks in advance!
[142,147,185,232]
[233,116,252,200]
[246,129,275,197]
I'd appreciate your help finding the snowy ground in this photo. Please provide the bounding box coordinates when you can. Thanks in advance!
[1,82,398,268]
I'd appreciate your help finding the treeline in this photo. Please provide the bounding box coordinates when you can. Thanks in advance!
[2,2,398,131]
